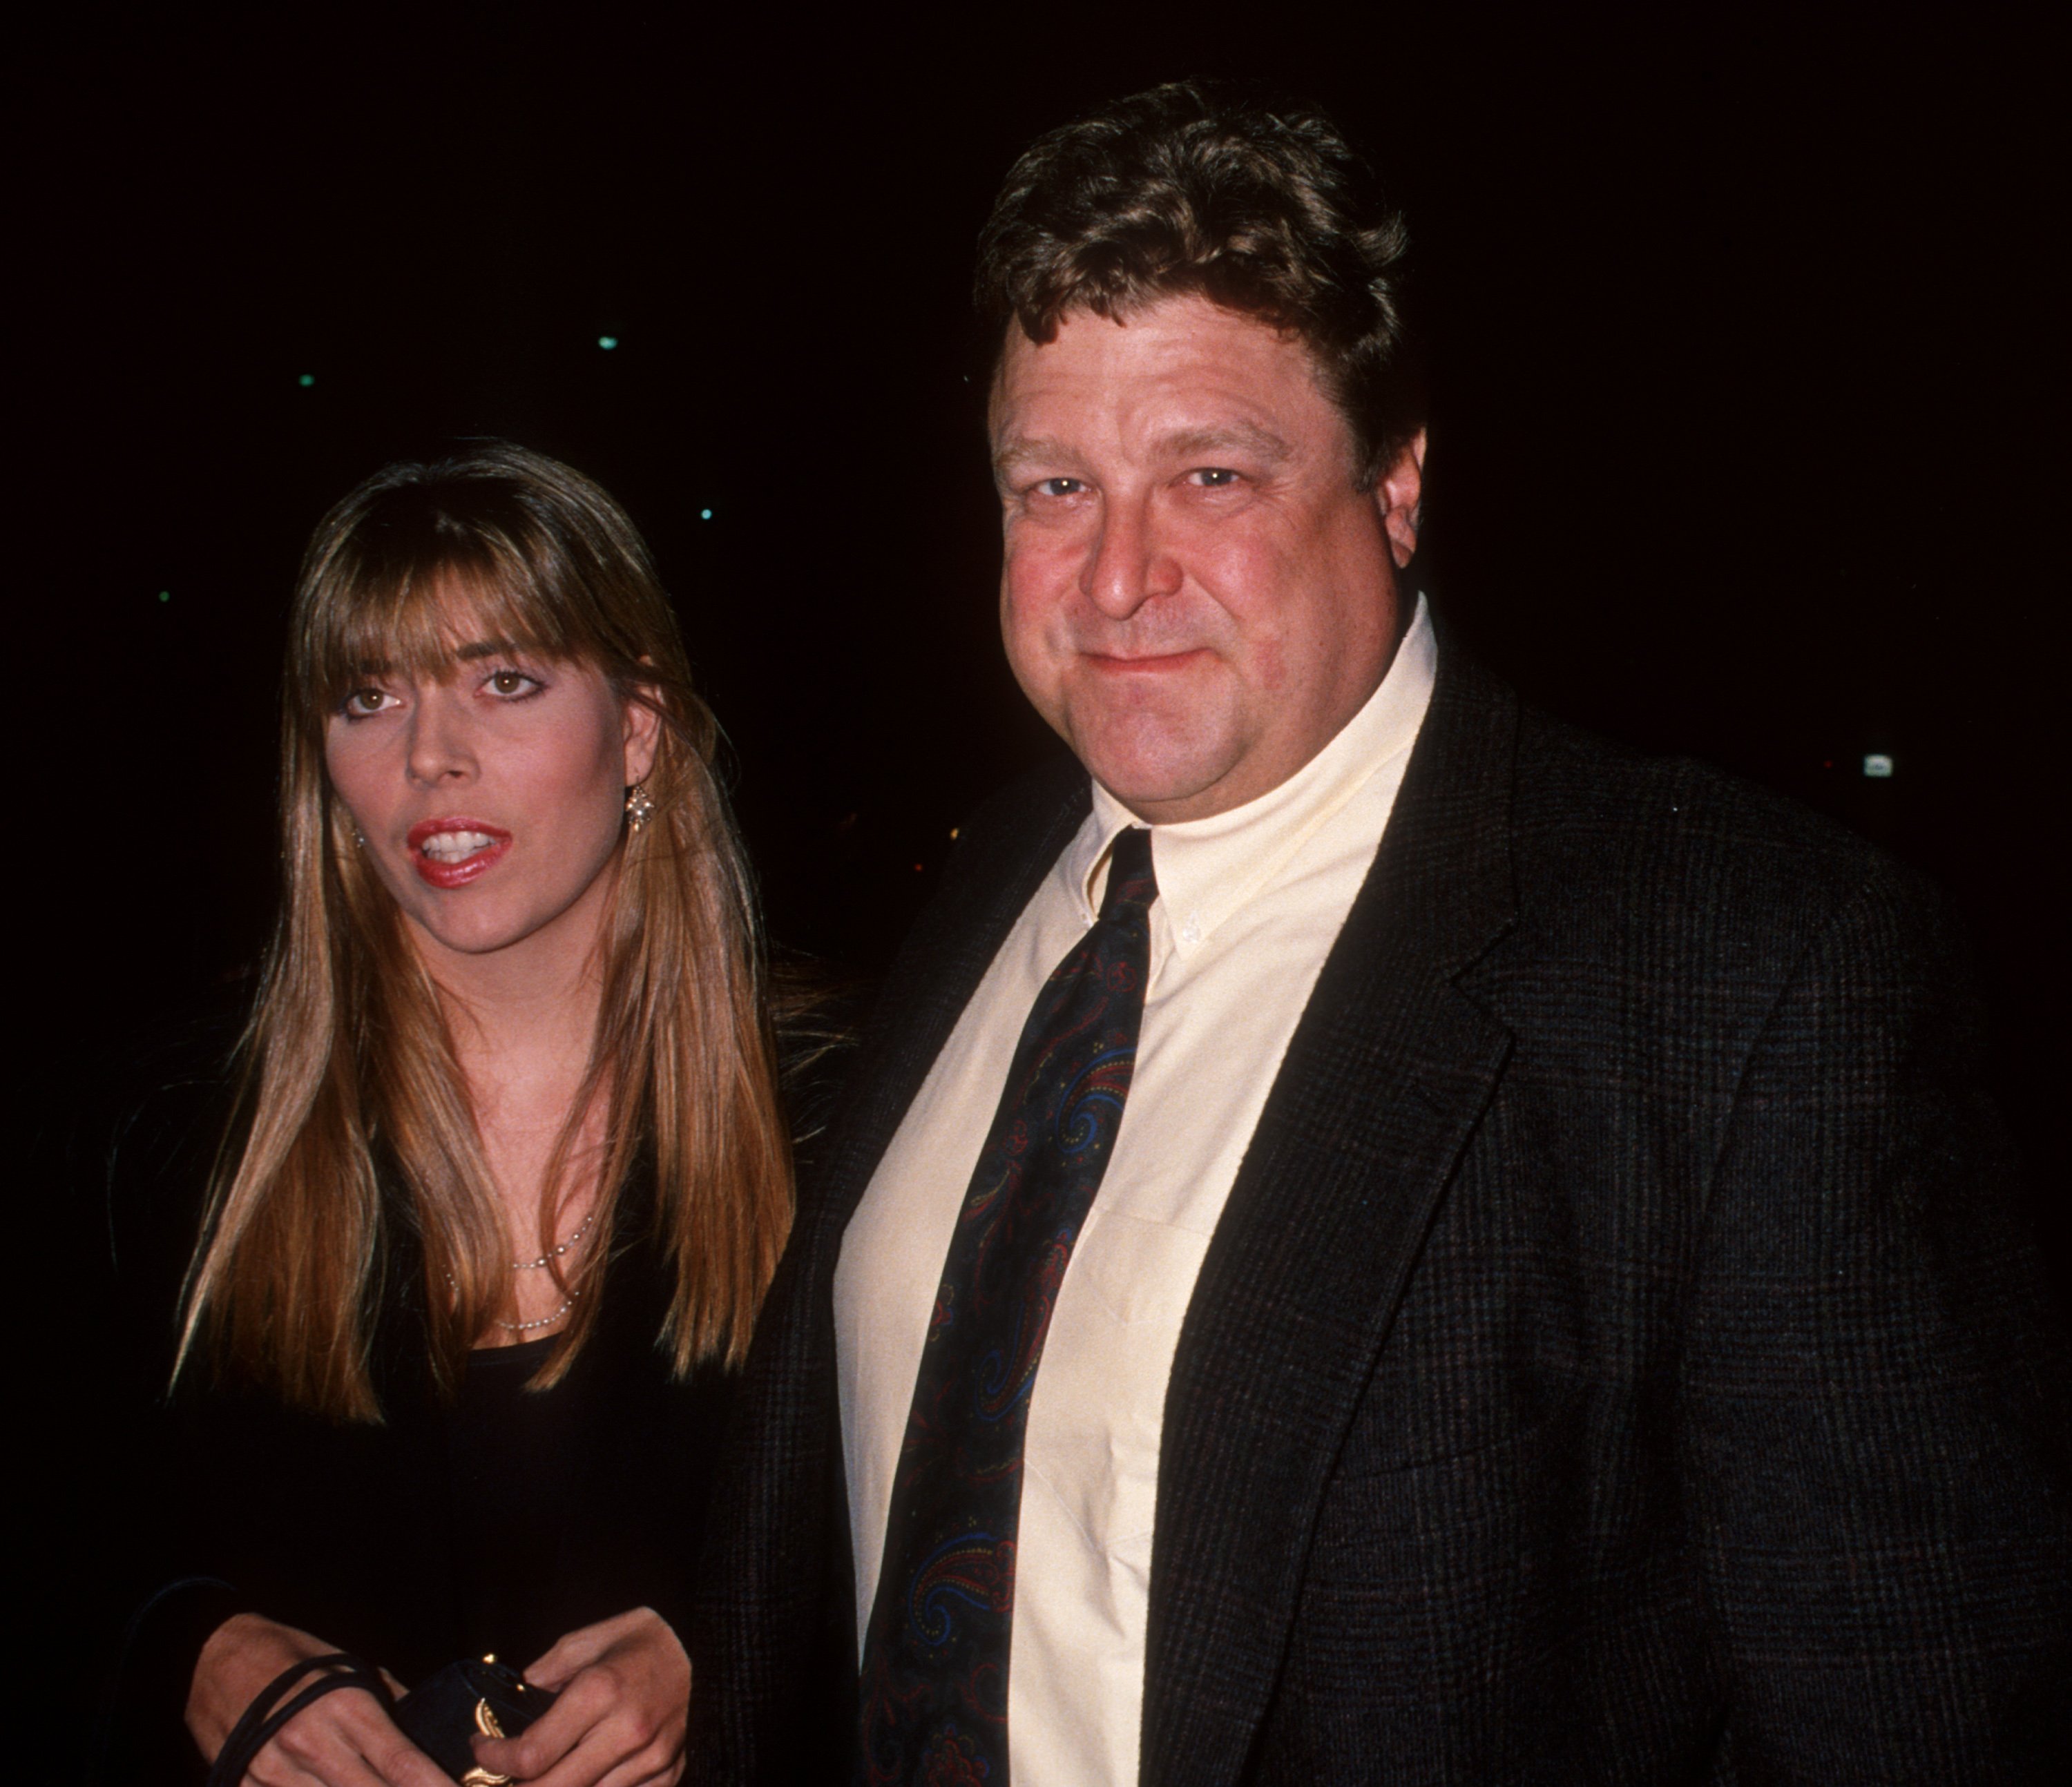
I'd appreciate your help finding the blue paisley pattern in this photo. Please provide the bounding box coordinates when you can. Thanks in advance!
[856,827,1156,1786]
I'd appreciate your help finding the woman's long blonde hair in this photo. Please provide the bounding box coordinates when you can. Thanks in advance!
[176,443,792,1420]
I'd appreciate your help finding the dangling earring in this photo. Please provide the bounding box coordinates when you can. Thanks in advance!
[624,782,655,831]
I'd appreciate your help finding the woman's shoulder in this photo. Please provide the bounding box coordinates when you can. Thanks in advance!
[19,1002,245,1409]
[45,1005,244,1289]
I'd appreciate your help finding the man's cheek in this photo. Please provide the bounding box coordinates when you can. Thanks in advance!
[999,607,1067,724]
[1002,578,1069,660]
[1008,516,1095,583]
[1251,637,1287,692]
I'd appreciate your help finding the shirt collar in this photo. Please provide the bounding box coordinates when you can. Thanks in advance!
[1064,591,1438,956]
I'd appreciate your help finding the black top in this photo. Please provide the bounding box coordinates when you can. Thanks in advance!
[54,1009,846,1785]
[446,1335,584,1667]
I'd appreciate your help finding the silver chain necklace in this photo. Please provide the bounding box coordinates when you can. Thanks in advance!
[447,1203,598,1336]
[511,1204,598,1271]
[495,1288,581,1333]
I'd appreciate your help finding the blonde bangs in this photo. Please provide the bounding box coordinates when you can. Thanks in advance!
[292,534,610,717]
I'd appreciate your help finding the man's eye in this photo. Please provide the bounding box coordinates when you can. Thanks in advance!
[486,669,542,699]
[1035,477,1086,499]
[1191,467,1240,488]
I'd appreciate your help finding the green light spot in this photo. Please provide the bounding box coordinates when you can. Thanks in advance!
[157,590,171,603]
[597,335,618,350]
[298,373,316,387]
[700,508,713,520]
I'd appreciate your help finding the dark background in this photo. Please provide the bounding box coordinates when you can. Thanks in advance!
[15,6,2064,1287]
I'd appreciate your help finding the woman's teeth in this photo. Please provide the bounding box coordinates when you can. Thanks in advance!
[421,831,498,862]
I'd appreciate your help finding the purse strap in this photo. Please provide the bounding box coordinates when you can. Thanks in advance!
[206,1651,393,1786]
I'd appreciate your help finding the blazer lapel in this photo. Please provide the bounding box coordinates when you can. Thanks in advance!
[1141,651,1522,1787]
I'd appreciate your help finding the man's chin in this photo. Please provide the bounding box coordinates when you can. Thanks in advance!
[1053,693,1248,820]
[1080,748,1241,824]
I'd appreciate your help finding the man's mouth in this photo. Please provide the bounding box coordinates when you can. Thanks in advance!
[1084,646,1211,671]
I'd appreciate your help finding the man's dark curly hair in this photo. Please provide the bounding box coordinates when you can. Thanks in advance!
[975,80,1423,485]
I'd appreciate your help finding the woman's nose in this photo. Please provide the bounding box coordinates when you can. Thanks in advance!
[404,688,477,786]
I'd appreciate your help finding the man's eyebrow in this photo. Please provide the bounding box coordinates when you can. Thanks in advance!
[1158,422,1293,465]
[990,437,1075,477]
[991,423,1296,476]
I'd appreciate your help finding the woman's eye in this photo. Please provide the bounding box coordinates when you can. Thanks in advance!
[486,669,542,699]
[342,688,390,717]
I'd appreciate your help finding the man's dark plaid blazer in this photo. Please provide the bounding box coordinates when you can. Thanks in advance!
[691,642,2071,1784]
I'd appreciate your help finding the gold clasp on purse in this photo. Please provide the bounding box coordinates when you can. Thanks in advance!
[459,1697,514,1787]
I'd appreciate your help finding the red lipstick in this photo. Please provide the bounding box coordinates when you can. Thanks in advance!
[406,818,513,889]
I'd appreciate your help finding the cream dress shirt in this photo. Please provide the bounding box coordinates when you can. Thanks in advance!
[834,595,1437,1786]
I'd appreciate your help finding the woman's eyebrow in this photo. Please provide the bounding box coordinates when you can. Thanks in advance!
[452,637,531,662]
[336,638,536,684]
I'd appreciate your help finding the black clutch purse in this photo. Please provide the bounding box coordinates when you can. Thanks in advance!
[394,1655,558,1784]
[207,1652,556,1787]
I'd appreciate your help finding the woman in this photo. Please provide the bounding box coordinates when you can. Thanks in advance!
[95,443,795,1786]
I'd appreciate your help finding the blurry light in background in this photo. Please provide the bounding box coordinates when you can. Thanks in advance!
[157,590,171,603]
[298,374,315,387]
[1863,754,1894,778]
[597,336,618,350]
[700,508,713,520]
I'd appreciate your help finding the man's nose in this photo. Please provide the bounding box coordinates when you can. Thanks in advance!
[1081,494,1182,617]
[404,690,477,786]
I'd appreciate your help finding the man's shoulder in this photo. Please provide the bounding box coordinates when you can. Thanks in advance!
[943,686,1940,971]
[1515,704,1895,877]
[1503,703,1946,977]
[953,749,1091,860]
[841,751,1088,1072]
[923,749,1091,918]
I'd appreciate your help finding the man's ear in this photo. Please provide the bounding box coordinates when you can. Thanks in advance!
[1375,428,1426,569]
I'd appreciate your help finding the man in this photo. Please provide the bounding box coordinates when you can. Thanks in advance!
[693,83,2069,1784]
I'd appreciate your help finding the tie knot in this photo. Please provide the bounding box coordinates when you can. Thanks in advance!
[1099,826,1158,920]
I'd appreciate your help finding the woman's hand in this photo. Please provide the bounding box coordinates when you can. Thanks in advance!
[468,1606,690,1786]
[188,1610,447,1787]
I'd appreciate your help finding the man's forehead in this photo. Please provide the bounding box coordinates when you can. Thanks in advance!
[999,291,1321,380]
[990,298,1336,461]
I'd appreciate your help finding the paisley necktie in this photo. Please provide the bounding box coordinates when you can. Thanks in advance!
[857,825,1158,1786]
